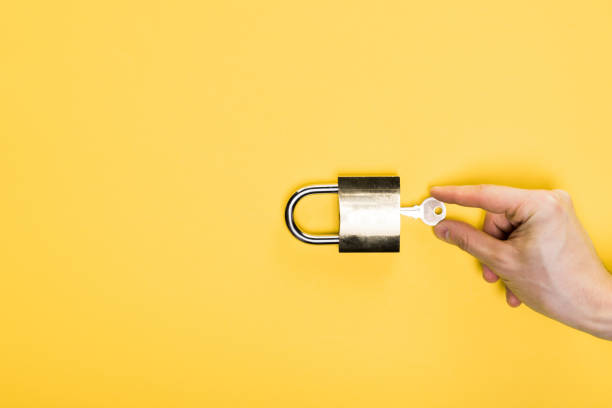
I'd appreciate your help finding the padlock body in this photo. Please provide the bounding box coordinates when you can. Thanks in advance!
[338,176,400,252]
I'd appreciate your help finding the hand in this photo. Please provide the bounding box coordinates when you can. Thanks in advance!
[430,185,612,340]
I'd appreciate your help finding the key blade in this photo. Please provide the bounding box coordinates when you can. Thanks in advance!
[399,205,422,219]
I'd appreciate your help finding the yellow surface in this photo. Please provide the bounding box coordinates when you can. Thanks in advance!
[2,1,612,407]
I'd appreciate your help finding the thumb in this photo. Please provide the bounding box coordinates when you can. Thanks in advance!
[433,219,510,271]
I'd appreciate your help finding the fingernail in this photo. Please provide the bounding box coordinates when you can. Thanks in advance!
[434,225,448,241]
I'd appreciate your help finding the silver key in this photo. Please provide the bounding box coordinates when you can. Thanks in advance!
[400,197,446,226]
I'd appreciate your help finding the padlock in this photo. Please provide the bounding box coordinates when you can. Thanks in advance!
[285,176,401,252]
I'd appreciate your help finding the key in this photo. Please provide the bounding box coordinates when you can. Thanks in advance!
[400,197,446,226]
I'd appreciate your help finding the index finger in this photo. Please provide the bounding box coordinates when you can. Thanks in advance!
[430,185,528,214]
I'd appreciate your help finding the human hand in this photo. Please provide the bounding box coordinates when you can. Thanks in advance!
[431,185,612,340]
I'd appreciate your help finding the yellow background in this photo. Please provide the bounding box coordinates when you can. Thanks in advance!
[2,1,612,406]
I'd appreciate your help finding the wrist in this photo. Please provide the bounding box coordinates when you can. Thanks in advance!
[586,268,612,340]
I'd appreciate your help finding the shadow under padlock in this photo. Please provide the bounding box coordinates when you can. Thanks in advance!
[285,176,446,253]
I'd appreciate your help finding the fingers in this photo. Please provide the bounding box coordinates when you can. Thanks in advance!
[506,288,522,307]
[433,219,511,272]
[482,265,499,282]
[481,213,521,305]
[431,185,528,215]
[483,212,513,239]
[431,187,525,307]
[434,217,522,307]
[481,212,512,282]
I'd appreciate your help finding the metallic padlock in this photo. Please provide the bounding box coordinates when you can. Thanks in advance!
[285,176,400,252]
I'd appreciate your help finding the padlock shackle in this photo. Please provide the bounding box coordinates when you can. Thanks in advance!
[284,184,340,244]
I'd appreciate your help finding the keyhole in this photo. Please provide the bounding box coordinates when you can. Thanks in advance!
[434,206,442,215]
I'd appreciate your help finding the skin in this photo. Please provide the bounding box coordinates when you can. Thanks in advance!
[430,185,612,340]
